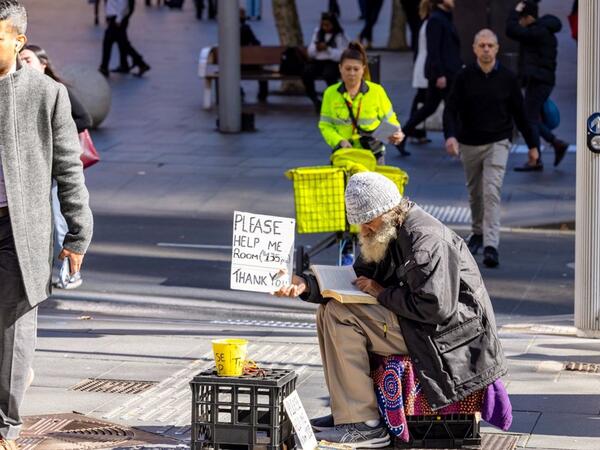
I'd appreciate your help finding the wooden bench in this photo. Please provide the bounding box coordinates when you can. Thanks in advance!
[197,45,380,109]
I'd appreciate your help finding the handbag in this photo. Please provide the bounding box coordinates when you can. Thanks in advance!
[542,98,560,130]
[79,129,100,169]
[279,47,307,76]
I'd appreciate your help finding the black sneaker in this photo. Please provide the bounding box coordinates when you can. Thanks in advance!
[395,140,411,156]
[514,160,543,172]
[310,414,334,432]
[467,233,483,255]
[552,139,569,167]
[315,422,390,448]
[483,246,499,268]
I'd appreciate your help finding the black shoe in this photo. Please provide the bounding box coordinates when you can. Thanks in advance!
[396,140,411,156]
[110,65,130,74]
[483,246,499,268]
[98,66,109,77]
[514,160,543,172]
[552,139,569,167]
[133,62,151,77]
[310,414,334,432]
[466,233,483,255]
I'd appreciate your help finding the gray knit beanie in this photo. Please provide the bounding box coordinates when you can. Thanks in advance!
[345,172,402,225]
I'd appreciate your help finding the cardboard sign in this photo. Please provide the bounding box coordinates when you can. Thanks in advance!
[231,211,295,293]
[283,391,318,450]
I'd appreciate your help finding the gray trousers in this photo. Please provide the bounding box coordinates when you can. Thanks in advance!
[0,215,37,440]
[317,300,408,424]
[459,139,510,249]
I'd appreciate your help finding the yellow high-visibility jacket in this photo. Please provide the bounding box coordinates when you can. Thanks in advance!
[319,80,400,150]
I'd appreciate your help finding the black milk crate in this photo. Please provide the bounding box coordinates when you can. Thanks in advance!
[394,413,481,449]
[191,368,297,450]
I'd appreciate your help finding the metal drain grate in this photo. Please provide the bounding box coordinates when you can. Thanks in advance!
[70,378,157,394]
[564,361,600,373]
[481,432,520,449]
[17,413,182,449]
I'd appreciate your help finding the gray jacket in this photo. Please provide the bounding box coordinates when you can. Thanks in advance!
[303,205,507,409]
[0,62,93,306]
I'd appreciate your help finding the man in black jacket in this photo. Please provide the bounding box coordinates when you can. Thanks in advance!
[275,172,507,448]
[396,0,461,155]
[444,29,537,267]
[506,0,568,171]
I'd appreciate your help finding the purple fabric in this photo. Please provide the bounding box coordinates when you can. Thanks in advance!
[482,379,513,431]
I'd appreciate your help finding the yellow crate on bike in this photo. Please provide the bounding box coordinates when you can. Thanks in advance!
[375,165,409,195]
[285,166,347,234]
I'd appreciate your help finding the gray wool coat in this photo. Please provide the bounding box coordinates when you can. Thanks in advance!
[0,61,93,306]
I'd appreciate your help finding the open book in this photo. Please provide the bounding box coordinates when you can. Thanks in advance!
[310,265,378,304]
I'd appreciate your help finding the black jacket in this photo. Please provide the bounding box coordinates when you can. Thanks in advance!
[424,8,462,82]
[444,62,536,148]
[66,87,93,133]
[506,11,562,86]
[302,205,507,409]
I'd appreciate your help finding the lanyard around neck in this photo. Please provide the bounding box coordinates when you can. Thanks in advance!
[345,96,363,134]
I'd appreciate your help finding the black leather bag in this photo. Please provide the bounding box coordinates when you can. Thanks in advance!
[279,47,307,76]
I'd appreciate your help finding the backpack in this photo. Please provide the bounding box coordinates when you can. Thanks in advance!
[279,47,307,76]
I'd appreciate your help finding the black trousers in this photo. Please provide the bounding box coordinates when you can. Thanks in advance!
[100,17,144,70]
[402,79,450,137]
[409,88,428,139]
[524,80,556,151]
[302,60,340,100]
[195,0,217,19]
[359,0,384,42]
[401,0,422,56]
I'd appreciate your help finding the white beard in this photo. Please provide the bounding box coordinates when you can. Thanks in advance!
[358,218,398,264]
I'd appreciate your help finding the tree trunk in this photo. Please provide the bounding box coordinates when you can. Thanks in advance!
[272,0,304,92]
[272,0,304,46]
[388,0,410,50]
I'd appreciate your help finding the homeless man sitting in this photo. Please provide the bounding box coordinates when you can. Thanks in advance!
[275,172,507,448]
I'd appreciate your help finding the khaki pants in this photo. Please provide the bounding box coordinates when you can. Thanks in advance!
[460,139,510,249]
[316,300,408,424]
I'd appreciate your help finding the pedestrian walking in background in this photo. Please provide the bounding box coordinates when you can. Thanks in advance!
[444,29,537,268]
[99,0,150,77]
[302,12,348,112]
[357,0,367,20]
[506,0,568,171]
[20,44,93,287]
[358,0,384,49]
[327,0,340,18]
[401,0,423,55]
[401,0,434,156]
[93,0,104,25]
[111,0,150,75]
[0,1,93,447]
[275,172,507,448]
[194,0,216,20]
[319,42,404,165]
[396,0,461,155]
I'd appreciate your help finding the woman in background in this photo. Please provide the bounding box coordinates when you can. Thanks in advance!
[20,45,92,289]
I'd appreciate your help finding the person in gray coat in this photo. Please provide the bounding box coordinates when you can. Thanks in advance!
[275,172,506,448]
[0,1,93,446]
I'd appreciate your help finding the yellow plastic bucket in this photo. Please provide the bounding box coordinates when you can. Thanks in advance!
[212,338,248,377]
